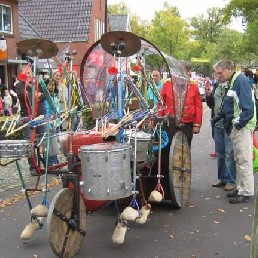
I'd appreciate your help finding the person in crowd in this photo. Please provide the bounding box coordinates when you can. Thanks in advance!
[16,66,46,176]
[214,60,256,204]
[0,95,3,116]
[10,76,18,114]
[153,60,202,197]
[3,89,12,116]
[158,60,203,147]
[205,77,217,158]
[147,69,163,109]
[44,77,60,166]
[53,70,67,131]
[206,79,236,191]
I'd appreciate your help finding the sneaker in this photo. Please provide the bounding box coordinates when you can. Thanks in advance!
[224,184,236,191]
[212,181,226,188]
[229,195,249,204]
[209,152,217,158]
[226,189,238,198]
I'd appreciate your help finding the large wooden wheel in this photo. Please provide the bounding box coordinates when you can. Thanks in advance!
[169,131,191,208]
[47,188,86,258]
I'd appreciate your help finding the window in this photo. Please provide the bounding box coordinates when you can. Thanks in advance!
[94,18,105,42]
[0,5,12,34]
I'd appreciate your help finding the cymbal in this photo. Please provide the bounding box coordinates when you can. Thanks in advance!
[101,31,141,57]
[17,38,59,59]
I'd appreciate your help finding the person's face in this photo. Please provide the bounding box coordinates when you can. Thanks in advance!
[152,71,161,83]
[53,72,61,82]
[185,69,191,79]
[214,67,234,83]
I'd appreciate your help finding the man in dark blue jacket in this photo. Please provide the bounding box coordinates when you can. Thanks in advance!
[214,60,256,204]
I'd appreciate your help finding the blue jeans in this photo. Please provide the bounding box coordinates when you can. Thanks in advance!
[214,126,236,185]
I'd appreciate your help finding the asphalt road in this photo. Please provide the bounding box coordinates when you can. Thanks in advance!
[0,103,256,258]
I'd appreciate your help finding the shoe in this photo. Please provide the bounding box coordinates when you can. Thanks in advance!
[30,168,39,176]
[229,195,249,204]
[212,181,226,188]
[209,152,217,158]
[226,189,239,198]
[224,184,236,191]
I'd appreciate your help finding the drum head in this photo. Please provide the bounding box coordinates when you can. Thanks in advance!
[169,131,191,208]
[47,188,86,257]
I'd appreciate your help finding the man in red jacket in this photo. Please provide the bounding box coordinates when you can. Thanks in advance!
[158,60,203,146]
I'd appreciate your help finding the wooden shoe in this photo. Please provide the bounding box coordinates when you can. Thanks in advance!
[148,190,163,202]
[31,204,48,217]
[120,207,139,221]
[112,222,127,244]
[135,205,151,224]
[20,217,43,240]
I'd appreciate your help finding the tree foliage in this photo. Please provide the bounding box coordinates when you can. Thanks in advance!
[190,8,227,43]
[223,0,258,55]
[107,1,257,73]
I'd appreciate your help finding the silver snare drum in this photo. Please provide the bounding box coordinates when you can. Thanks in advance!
[79,143,132,200]
[126,130,151,162]
[0,140,33,159]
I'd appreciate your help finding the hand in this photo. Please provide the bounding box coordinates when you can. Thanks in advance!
[234,123,242,130]
[193,126,200,134]
[205,88,211,97]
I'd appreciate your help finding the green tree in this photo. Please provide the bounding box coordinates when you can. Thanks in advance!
[148,3,190,59]
[108,2,130,14]
[190,7,227,43]
[223,0,258,55]
[108,2,149,38]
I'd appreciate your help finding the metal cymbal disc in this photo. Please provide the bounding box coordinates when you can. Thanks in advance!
[17,38,59,59]
[47,188,87,258]
[100,31,141,57]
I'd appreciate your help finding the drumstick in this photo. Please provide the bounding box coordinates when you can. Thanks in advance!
[136,108,153,129]
[1,117,9,131]
[104,113,133,138]
[6,116,16,134]
[6,115,45,136]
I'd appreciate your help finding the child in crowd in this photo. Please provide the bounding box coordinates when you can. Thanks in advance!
[3,89,12,116]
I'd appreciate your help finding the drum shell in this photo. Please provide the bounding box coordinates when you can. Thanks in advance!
[79,143,132,200]
[66,125,116,157]
[126,130,151,162]
[0,140,33,159]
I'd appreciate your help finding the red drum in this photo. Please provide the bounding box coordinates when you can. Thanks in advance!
[65,126,116,212]
[66,124,116,157]
[67,177,111,212]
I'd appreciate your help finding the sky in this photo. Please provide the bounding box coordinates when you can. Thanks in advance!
[108,0,243,32]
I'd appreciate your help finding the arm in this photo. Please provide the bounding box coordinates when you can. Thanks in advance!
[193,84,203,133]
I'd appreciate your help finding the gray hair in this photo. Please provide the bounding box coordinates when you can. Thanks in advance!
[213,60,235,70]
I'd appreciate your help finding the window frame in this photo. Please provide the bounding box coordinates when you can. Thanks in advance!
[0,4,13,34]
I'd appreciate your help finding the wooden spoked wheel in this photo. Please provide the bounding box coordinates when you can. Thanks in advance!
[47,188,86,258]
[169,131,191,208]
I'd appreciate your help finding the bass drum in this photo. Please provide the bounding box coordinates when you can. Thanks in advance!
[65,129,115,212]
[169,130,191,208]
[67,177,111,213]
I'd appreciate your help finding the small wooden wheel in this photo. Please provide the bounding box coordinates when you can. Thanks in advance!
[47,188,86,258]
[169,131,191,208]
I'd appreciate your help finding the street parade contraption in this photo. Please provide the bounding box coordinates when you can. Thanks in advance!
[0,31,192,257]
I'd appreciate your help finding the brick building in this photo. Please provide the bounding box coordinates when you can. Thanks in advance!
[0,0,107,92]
